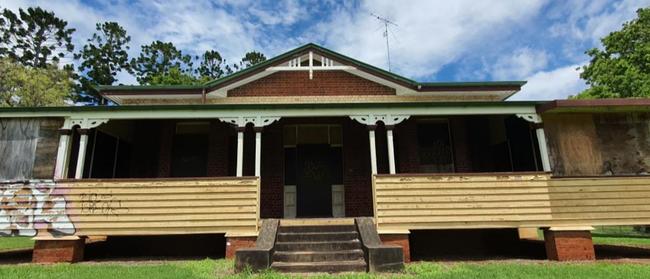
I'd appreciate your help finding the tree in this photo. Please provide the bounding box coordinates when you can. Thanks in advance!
[577,8,650,98]
[0,59,72,107]
[75,22,131,103]
[0,7,75,68]
[130,41,196,85]
[195,50,226,80]
[227,51,267,74]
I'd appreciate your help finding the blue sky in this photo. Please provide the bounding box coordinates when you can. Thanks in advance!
[4,0,650,100]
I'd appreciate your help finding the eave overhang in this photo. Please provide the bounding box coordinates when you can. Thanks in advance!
[537,99,650,114]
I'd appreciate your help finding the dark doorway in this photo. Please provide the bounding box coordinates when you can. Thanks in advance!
[296,144,334,217]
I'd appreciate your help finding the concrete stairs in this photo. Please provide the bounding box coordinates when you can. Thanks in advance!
[270,224,367,273]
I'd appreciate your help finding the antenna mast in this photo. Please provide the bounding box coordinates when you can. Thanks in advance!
[371,12,397,71]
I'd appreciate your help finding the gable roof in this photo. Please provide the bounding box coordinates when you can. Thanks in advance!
[99,43,526,103]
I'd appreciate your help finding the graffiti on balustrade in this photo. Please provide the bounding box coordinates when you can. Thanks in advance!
[0,180,75,237]
[80,193,127,215]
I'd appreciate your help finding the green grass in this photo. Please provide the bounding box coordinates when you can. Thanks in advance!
[0,237,34,251]
[2,259,650,279]
[592,235,650,247]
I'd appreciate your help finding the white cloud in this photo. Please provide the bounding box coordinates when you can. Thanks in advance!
[490,48,549,80]
[509,64,587,100]
[315,0,547,78]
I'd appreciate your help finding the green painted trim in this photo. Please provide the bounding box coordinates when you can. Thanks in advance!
[0,101,544,114]
[418,81,527,87]
[97,43,527,92]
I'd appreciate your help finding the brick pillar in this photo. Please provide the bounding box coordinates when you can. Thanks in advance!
[380,234,411,263]
[32,238,85,263]
[544,228,595,261]
[260,123,283,218]
[343,118,373,217]
[225,236,257,259]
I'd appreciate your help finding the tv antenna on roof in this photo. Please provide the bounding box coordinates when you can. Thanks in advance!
[371,12,397,71]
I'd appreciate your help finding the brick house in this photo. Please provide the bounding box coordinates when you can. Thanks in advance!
[2,43,650,269]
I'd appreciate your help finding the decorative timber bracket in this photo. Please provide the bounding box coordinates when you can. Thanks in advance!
[62,118,109,130]
[350,114,410,126]
[220,116,281,128]
[516,113,542,124]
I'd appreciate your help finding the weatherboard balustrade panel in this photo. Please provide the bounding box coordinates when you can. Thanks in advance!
[0,177,260,238]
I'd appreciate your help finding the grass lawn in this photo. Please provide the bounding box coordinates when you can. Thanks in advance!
[1,259,650,279]
[0,237,34,252]
[592,235,650,247]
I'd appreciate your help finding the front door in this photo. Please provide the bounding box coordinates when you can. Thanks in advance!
[296,144,333,217]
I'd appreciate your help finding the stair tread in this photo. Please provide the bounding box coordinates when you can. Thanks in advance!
[278,231,357,235]
[271,260,366,267]
[275,249,363,254]
[276,239,360,245]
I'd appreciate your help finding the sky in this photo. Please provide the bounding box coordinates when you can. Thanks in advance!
[3,0,650,100]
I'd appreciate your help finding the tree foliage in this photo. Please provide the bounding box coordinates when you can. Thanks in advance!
[0,7,75,68]
[196,50,226,80]
[130,41,197,85]
[75,22,131,103]
[0,58,72,107]
[577,8,650,99]
[227,51,267,73]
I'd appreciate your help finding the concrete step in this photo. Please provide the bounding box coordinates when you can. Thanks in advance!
[271,260,367,273]
[277,231,360,242]
[273,249,365,262]
[274,240,362,252]
[278,225,357,233]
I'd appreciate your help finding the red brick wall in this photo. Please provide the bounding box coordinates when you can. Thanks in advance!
[32,239,85,263]
[158,120,174,177]
[225,236,256,259]
[260,122,284,218]
[544,230,595,261]
[228,71,396,97]
[380,234,411,263]
[206,121,232,176]
[375,124,389,174]
[343,118,374,217]
[449,117,473,172]
[395,118,420,173]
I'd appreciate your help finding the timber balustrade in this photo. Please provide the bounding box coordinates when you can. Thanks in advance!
[373,173,650,233]
[1,177,261,238]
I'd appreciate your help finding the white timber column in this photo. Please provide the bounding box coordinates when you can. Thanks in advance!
[236,127,245,177]
[69,118,109,179]
[350,114,410,175]
[368,126,378,175]
[220,116,280,177]
[53,119,73,179]
[74,130,90,179]
[386,126,397,174]
[254,128,262,177]
[536,126,551,172]
[517,113,551,172]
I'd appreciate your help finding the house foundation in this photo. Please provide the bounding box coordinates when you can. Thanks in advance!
[544,227,595,261]
[226,236,257,259]
[380,234,410,263]
[32,237,85,263]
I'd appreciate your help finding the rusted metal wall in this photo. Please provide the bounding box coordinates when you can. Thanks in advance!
[544,112,650,176]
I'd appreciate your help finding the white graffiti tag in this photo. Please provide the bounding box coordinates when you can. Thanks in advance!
[0,180,75,237]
